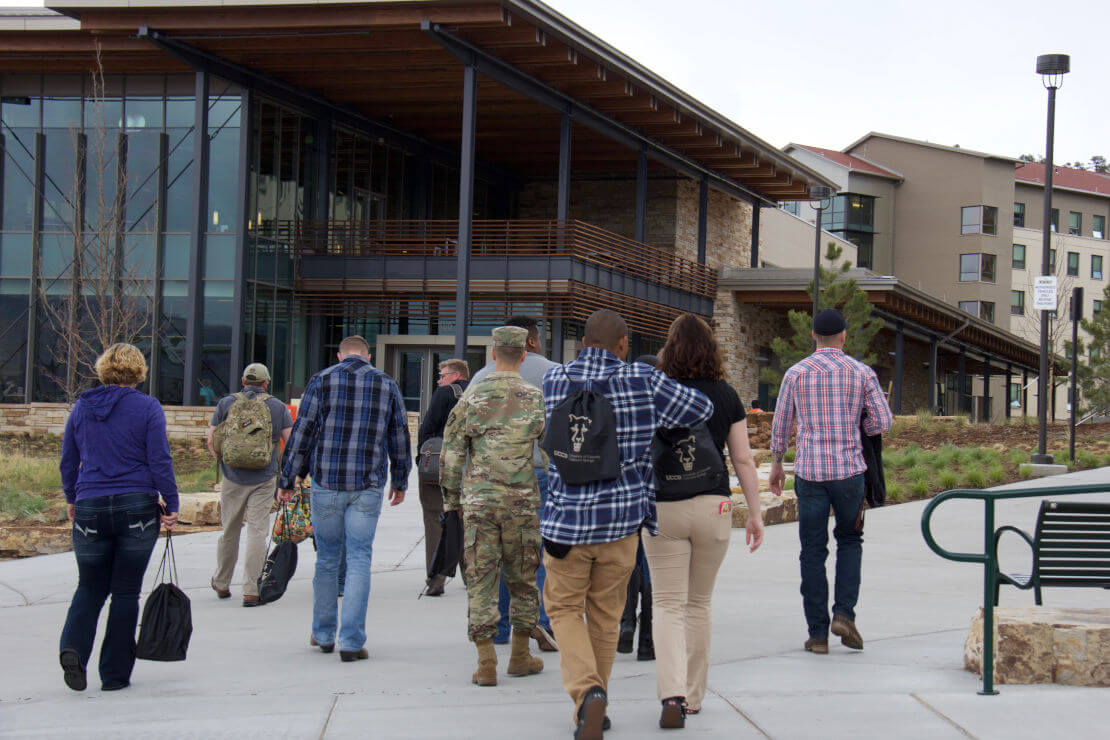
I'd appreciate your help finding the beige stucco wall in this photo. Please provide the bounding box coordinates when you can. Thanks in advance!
[758,206,858,269]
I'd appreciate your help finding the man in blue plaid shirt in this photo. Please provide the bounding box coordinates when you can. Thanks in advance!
[278,335,411,663]
[540,310,712,736]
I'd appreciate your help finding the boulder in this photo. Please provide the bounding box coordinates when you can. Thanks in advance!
[964,606,1110,686]
[730,490,797,528]
[177,491,222,525]
[0,525,73,557]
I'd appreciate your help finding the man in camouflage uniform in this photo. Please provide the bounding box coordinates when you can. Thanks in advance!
[440,326,546,687]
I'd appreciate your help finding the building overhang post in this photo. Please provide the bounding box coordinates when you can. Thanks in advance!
[750,198,760,267]
[893,321,904,414]
[183,71,209,406]
[1005,362,1013,419]
[229,87,253,388]
[635,146,647,243]
[928,336,938,412]
[453,59,478,359]
[697,175,709,265]
[982,354,992,422]
[557,112,572,222]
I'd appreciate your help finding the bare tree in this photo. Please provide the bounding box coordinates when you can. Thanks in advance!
[37,46,152,400]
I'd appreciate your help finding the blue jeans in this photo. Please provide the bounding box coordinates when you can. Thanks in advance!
[310,484,383,652]
[795,474,865,638]
[496,467,550,640]
[60,492,160,688]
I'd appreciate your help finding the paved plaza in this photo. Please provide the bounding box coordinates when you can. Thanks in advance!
[1,467,1108,739]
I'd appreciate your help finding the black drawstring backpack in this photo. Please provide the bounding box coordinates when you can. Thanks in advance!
[541,366,620,485]
[651,423,726,496]
[258,504,298,604]
[136,532,193,662]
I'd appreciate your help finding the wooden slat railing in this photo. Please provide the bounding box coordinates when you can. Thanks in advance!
[281,219,717,298]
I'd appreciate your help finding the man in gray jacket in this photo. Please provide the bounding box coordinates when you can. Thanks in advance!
[469,316,558,652]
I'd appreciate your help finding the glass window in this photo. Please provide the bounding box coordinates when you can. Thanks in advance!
[1093,255,1104,280]
[850,233,874,270]
[1011,290,1025,315]
[960,205,997,235]
[981,253,996,282]
[205,234,236,280]
[42,95,82,128]
[207,90,241,234]
[782,201,800,216]
[1009,382,1021,406]
[0,234,32,276]
[42,129,76,231]
[1093,346,1103,362]
[1013,202,1025,227]
[1050,208,1059,233]
[0,278,29,401]
[162,234,191,279]
[1012,243,1026,269]
[982,206,997,235]
[1049,248,1056,271]
[2,127,37,231]
[165,127,194,233]
[958,300,978,315]
[1094,215,1106,240]
[1,93,40,127]
[1068,211,1082,235]
[980,301,995,323]
[123,233,156,279]
[125,129,160,232]
[959,254,979,282]
[1066,251,1079,276]
[1095,300,1103,316]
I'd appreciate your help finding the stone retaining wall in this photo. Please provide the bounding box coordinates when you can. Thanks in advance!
[1,403,214,440]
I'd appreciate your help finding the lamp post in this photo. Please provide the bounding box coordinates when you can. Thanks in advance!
[808,185,835,328]
[1032,53,1069,465]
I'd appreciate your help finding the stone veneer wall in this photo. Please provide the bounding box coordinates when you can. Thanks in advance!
[0,403,213,439]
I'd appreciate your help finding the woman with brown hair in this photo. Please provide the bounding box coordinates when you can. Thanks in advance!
[58,343,179,692]
[645,313,764,728]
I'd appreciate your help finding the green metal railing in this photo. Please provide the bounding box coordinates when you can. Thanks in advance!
[920,482,1109,695]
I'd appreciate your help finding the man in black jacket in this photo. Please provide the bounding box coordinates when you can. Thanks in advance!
[418,359,469,595]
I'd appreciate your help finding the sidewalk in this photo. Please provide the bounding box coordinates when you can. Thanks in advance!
[1,467,1107,739]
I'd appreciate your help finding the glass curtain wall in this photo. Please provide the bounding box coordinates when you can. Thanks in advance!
[0,73,242,403]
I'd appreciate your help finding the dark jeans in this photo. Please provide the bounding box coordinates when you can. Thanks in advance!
[795,474,865,638]
[60,492,161,688]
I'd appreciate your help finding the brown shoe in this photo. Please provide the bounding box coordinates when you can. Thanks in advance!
[242,594,260,607]
[831,614,864,650]
[310,636,334,654]
[472,639,498,686]
[211,578,230,599]
[340,647,369,662]
[507,630,544,676]
[804,637,829,654]
[531,625,559,652]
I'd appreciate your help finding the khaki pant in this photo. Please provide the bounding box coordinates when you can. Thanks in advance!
[642,496,731,710]
[543,533,638,720]
[212,476,276,598]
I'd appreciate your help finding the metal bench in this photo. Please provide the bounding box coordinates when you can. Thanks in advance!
[993,500,1110,605]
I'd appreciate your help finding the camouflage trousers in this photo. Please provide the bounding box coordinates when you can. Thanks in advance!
[463,503,541,642]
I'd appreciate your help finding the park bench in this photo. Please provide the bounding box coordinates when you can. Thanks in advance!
[993,500,1110,605]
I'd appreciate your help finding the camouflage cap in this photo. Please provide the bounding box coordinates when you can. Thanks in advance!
[491,325,529,348]
[242,362,270,383]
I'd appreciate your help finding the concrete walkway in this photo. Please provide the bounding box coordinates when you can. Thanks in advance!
[1,468,1108,739]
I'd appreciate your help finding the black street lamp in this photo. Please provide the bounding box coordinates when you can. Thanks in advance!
[1033,53,1069,465]
[808,185,835,327]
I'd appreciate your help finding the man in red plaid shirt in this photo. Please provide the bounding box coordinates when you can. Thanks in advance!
[770,309,892,655]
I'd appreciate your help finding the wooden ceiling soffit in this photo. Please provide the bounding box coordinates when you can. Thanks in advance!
[75,4,507,33]
[0,34,150,53]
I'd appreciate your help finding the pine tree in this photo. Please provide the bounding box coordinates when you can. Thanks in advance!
[760,243,884,393]
[1079,283,1110,415]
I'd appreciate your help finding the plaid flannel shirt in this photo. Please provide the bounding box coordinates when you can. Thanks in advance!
[279,355,412,492]
[540,347,713,545]
[771,347,893,482]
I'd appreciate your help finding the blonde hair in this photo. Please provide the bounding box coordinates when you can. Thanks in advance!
[95,343,148,386]
[438,359,470,380]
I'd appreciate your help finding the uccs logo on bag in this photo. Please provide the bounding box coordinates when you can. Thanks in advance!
[568,414,592,453]
[651,423,726,496]
[672,435,699,472]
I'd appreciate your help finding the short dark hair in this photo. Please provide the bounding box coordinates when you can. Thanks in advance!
[583,309,627,350]
[338,335,370,356]
[506,315,540,342]
[750,398,762,408]
[658,313,725,381]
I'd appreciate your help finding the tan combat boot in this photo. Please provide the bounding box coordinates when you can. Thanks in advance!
[472,639,498,686]
[506,629,544,676]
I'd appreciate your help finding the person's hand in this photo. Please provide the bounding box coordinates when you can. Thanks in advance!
[161,511,179,531]
[388,488,405,506]
[276,488,295,504]
[769,462,785,497]
[67,503,75,522]
[746,516,764,553]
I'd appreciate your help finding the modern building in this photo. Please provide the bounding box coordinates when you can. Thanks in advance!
[780,133,1108,421]
[0,0,835,411]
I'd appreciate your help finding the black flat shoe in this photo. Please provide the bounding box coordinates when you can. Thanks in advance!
[574,686,607,740]
[59,649,86,692]
[340,648,369,662]
[660,696,686,729]
[617,629,634,654]
[101,681,130,692]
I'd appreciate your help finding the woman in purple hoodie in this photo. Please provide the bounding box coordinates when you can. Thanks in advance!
[58,343,179,692]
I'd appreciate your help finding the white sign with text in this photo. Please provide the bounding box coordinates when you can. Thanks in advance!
[1033,276,1058,311]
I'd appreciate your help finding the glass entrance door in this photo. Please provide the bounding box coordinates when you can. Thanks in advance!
[389,345,486,416]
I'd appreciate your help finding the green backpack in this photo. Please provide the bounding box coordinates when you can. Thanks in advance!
[216,392,274,470]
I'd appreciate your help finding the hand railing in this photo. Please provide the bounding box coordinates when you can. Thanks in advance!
[920,482,1109,695]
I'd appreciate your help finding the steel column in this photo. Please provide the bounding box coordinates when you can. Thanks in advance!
[1004,363,1012,420]
[750,199,761,267]
[557,113,572,222]
[982,355,992,423]
[150,132,168,399]
[24,132,44,403]
[893,321,904,414]
[228,88,252,388]
[183,71,209,406]
[1035,85,1058,462]
[1069,287,1082,461]
[1022,368,1029,416]
[550,317,564,363]
[634,147,647,243]
[314,114,333,234]
[957,346,968,415]
[928,336,938,413]
[453,62,478,359]
[696,176,708,265]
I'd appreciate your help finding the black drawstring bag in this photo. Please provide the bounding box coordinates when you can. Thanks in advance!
[651,423,726,496]
[258,504,298,604]
[541,367,620,485]
[428,509,463,582]
[136,532,192,662]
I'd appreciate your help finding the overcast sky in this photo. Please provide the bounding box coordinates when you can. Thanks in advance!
[4,0,1106,165]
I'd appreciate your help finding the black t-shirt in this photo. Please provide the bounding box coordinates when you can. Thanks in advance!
[656,378,746,501]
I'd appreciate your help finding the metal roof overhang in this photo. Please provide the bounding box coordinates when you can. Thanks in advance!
[720,267,1060,374]
[21,1,835,203]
